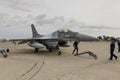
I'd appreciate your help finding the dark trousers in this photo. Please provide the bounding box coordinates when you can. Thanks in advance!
[109,50,117,60]
[118,46,120,52]
[72,47,78,54]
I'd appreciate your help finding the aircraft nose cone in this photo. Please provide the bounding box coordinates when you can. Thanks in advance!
[87,36,99,41]
[77,33,99,41]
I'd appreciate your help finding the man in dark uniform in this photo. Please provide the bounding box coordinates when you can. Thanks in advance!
[117,40,120,52]
[72,40,79,56]
[109,39,118,60]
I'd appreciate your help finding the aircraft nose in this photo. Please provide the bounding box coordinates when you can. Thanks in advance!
[87,36,99,41]
[77,34,99,41]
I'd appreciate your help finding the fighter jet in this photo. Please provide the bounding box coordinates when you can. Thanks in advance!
[11,24,98,55]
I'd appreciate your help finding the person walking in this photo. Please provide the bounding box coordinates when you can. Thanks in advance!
[72,40,79,56]
[109,39,118,60]
[117,40,120,52]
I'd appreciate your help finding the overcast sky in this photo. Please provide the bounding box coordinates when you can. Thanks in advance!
[0,0,120,39]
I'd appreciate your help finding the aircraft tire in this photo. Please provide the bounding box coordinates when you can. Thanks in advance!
[35,48,39,53]
[4,54,7,57]
[48,49,52,52]
[6,49,9,52]
[57,51,62,55]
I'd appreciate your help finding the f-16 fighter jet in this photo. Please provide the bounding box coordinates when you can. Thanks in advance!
[11,24,98,55]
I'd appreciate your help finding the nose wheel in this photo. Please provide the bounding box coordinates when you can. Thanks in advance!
[57,50,62,55]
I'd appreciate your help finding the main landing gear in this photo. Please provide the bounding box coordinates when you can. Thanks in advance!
[48,49,62,55]
[34,47,62,55]
[34,48,39,53]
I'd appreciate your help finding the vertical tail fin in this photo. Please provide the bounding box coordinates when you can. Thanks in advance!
[31,24,42,38]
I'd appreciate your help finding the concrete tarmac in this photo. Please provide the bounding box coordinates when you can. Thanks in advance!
[0,41,120,80]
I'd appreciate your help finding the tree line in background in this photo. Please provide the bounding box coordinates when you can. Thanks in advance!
[97,35,120,41]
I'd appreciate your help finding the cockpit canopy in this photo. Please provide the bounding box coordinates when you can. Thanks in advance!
[56,28,72,33]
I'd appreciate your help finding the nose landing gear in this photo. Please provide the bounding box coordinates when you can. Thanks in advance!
[57,50,62,55]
